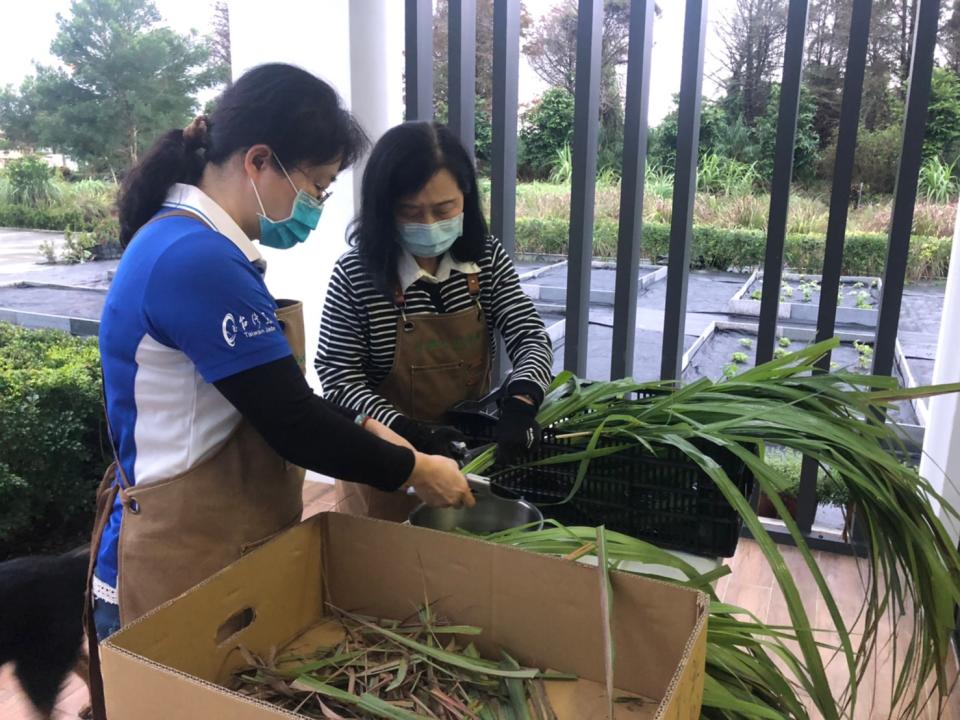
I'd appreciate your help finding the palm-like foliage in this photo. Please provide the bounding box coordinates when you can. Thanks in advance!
[463,338,960,718]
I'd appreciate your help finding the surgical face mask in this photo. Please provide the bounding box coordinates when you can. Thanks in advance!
[249,155,325,250]
[398,213,464,258]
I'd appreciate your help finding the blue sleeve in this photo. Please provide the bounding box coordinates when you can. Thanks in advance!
[143,230,293,383]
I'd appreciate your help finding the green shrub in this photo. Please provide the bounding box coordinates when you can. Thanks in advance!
[519,88,575,181]
[512,218,950,280]
[0,202,90,231]
[3,155,57,206]
[0,323,106,556]
[918,156,959,203]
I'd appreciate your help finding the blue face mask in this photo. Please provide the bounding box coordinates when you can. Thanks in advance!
[398,213,464,258]
[250,155,325,250]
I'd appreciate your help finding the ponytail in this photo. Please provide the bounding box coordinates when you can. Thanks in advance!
[117,118,209,247]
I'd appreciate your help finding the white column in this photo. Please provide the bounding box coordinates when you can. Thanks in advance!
[228,1,357,389]
[920,203,960,547]
[348,0,405,205]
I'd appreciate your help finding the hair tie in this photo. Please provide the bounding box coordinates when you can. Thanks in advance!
[183,115,210,151]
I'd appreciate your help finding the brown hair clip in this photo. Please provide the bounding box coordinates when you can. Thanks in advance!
[183,115,210,151]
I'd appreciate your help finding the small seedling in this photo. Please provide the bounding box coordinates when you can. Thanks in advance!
[852,281,865,289]
[802,288,813,302]
[731,351,749,364]
[773,347,788,359]
[750,289,762,300]
[854,341,874,369]
[722,363,738,379]
[871,278,880,288]
[855,291,871,310]
[739,338,753,348]
[778,337,791,348]
[780,283,794,299]
[830,361,840,370]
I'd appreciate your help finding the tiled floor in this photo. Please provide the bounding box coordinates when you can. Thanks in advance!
[2,480,958,719]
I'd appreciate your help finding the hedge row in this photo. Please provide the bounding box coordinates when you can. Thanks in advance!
[0,323,106,557]
[514,218,952,280]
[0,203,104,232]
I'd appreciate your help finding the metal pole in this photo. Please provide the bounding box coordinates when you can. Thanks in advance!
[404,0,433,121]
[755,0,809,365]
[660,0,708,381]
[874,0,942,377]
[490,0,520,257]
[448,0,477,159]
[797,0,873,534]
[610,0,655,380]
[563,0,604,375]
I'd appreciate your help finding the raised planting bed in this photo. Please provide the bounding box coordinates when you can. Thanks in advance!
[681,321,920,428]
[728,270,882,327]
[521,262,665,311]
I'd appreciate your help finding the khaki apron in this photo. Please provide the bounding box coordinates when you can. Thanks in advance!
[84,211,306,719]
[335,273,491,521]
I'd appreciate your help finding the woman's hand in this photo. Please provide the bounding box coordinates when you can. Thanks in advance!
[406,453,475,508]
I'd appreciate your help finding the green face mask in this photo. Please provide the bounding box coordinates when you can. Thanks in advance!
[250,155,325,250]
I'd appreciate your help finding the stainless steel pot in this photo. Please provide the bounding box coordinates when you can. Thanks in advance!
[408,474,543,534]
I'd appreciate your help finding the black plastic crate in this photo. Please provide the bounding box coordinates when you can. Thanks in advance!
[448,399,753,558]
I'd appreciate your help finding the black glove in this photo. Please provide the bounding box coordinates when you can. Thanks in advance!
[495,396,541,465]
[392,416,467,460]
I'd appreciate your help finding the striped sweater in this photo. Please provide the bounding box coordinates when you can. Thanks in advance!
[315,237,553,427]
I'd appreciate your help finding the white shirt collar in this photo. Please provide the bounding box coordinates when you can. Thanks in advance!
[397,248,481,290]
[163,183,263,265]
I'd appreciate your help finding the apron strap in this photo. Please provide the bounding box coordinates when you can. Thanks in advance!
[465,273,480,297]
[101,209,208,491]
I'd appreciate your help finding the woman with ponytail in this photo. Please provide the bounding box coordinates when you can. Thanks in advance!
[89,64,472,647]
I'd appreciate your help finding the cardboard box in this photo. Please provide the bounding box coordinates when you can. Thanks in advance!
[102,513,707,719]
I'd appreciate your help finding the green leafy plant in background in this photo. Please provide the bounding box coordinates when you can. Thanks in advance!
[462,340,960,719]
[854,341,874,370]
[60,228,98,264]
[750,289,763,300]
[547,144,573,185]
[4,154,57,206]
[778,337,792,348]
[918,156,959,203]
[739,338,753,348]
[731,351,748,364]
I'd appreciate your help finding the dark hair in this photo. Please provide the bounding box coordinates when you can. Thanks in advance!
[117,63,368,246]
[350,122,488,297]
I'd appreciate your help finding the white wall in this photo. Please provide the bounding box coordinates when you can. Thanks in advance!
[229,0,403,389]
[920,203,960,548]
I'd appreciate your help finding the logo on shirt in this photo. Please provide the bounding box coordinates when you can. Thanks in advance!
[222,313,238,347]
[222,310,278,347]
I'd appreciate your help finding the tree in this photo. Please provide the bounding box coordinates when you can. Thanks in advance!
[209,1,232,87]
[754,84,821,183]
[523,0,636,174]
[518,87,575,179]
[717,0,788,126]
[0,0,218,175]
[942,0,960,74]
[923,67,960,163]
[432,0,532,115]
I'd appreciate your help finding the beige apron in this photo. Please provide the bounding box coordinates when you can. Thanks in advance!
[335,273,491,521]
[84,212,305,719]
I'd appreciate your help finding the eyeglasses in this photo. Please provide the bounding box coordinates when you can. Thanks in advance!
[316,188,333,205]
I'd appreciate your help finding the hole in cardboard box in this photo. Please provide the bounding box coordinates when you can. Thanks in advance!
[216,607,256,644]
